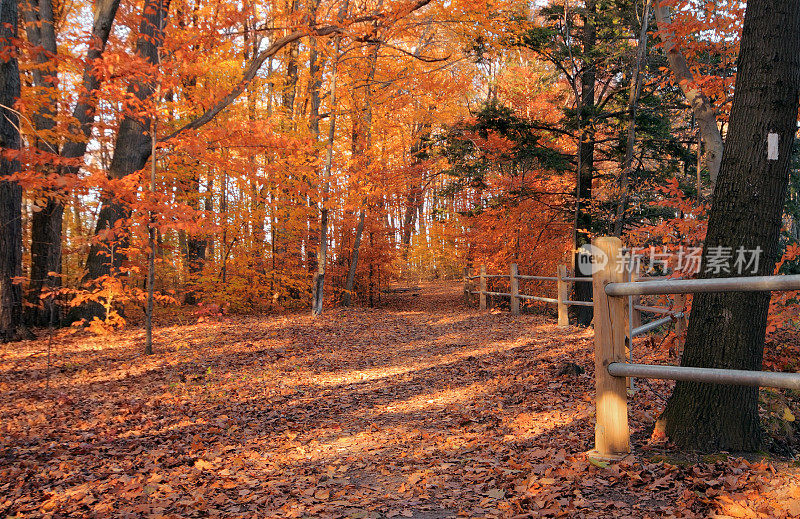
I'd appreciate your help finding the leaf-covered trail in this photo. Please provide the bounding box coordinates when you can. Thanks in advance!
[2,283,800,518]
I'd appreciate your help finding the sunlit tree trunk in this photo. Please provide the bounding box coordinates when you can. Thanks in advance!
[655,2,723,187]
[343,26,380,307]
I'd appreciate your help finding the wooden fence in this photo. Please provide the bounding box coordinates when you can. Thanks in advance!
[463,261,686,336]
[464,264,571,326]
[463,237,800,459]
[591,236,800,458]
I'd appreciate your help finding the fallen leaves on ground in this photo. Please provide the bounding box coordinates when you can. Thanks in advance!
[2,283,800,518]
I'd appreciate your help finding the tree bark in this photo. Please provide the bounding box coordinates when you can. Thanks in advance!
[24,0,121,325]
[613,0,651,236]
[306,0,322,281]
[313,0,348,315]
[343,210,365,306]
[0,0,23,341]
[22,0,59,326]
[655,2,724,187]
[282,0,300,122]
[343,23,380,307]
[84,0,171,283]
[660,0,800,451]
[572,0,596,327]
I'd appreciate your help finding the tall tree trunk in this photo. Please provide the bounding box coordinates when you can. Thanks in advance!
[204,172,214,260]
[307,0,322,309]
[343,210,365,306]
[368,229,374,306]
[219,169,228,283]
[0,0,22,341]
[660,0,800,452]
[25,0,121,325]
[655,2,723,187]
[279,0,301,277]
[178,1,207,304]
[401,125,430,264]
[22,0,59,327]
[282,0,300,123]
[343,23,380,307]
[84,0,170,284]
[613,0,651,236]
[145,92,159,356]
[312,0,346,315]
[572,0,596,327]
[181,172,206,305]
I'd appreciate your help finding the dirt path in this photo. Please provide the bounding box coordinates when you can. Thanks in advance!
[2,283,799,518]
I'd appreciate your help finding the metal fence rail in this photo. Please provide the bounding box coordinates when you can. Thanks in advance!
[631,314,681,337]
[516,275,559,281]
[484,290,511,297]
[606,274,800,296]
[463,263,677,328]
[464,245,800,459]
[590,236,800,459]
[518,294,559,303]
[634,304,675,314]
[464,263,600,324]
[608,362,800,390]
[564,299,594,307]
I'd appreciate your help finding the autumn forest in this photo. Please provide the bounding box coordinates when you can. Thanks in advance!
[4,0,800,517]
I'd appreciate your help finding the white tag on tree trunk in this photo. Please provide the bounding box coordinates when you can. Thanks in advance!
[767,132,779,160]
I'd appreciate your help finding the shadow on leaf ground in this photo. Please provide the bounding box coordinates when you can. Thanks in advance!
[2,282,800,518]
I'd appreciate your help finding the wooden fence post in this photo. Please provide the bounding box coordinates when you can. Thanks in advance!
[557,265,569,328]
[510,263,520,316]
[479,265,487,311]
[591,237,630,458]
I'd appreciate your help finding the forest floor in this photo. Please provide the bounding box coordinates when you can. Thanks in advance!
[2,282,800,518]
